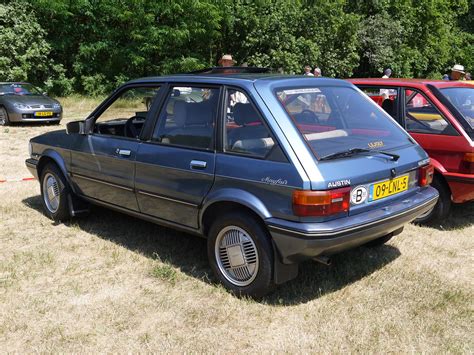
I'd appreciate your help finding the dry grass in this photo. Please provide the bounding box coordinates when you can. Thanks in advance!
[0,96,473,352]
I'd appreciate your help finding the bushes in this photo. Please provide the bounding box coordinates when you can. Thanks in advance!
[1,0,472,96]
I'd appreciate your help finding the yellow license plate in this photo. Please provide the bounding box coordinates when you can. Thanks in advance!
[370,174,409,201]
[34,111,53,117]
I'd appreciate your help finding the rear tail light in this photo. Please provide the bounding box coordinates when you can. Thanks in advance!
[419,164,434,187]
[460,152,474,174]
[292,187,350,217]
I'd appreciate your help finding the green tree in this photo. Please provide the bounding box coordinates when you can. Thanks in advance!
[30,0,223,95]
[0,1,69,93]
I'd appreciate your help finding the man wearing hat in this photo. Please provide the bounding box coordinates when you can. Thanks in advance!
[448,64,465,81]
[218,54,235,67]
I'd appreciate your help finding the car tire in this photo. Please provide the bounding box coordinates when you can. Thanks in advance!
[414,176,451,225]
[0,107,10,126]
[207,211,275,298]
[40,163,71,221]
[364,233,393,247]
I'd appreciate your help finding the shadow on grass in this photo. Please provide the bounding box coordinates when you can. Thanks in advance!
[426,202,474,231]
[23,195,402,305]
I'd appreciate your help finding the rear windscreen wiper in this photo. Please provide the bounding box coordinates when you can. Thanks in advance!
[319,148,400,161]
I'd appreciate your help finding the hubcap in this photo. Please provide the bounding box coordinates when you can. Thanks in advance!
[43,173,60,213]
[215,226,259,287]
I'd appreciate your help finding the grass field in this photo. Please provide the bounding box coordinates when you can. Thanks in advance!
[0,97,472,352]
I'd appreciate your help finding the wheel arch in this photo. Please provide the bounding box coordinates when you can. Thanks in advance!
[200,189,271,237]
[37,150,76,193]
[429,157,452,195]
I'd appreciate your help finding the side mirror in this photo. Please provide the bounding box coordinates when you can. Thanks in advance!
[66,120,85,135]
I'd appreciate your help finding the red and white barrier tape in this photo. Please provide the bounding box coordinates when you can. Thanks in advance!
[0,177,36,183]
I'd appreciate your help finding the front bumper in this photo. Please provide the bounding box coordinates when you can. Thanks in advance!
[25,158,39,179]
[8,110,62,123]
[267,187,438,264]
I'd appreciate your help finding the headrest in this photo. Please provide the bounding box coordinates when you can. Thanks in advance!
[382,99,394,110]
[233,103,260,126]
[185,103,213,126]
[232,138,274,151]
[173,101,187,127]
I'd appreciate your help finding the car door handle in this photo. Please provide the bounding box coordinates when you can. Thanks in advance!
[116,148,131,157]
[190,160,207,169]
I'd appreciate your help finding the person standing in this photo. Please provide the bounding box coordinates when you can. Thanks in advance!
[313,67,322,77]
[446,64,465,81]
[303,65,314,76]
[382,68,392,79]
[218,54,235,67]
[380,68,392,99]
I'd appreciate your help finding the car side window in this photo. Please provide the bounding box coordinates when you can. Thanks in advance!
[359,86,399,121]
[224,89,275,158]
[404,89,457,135]
[152,86,219,150]
[93,86,160,138]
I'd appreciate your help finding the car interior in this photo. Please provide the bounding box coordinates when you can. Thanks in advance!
[94,111,148,138]
[159,99,216,149]
[226,102,274,156]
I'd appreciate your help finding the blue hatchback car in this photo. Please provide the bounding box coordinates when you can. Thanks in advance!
[26,69,438,297]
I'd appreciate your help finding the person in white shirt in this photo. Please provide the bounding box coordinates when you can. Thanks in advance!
[303,65,314,76]
[382,68,392,79]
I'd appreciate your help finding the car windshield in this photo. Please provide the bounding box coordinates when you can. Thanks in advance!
[275,86,413,160]
[439,87,474,139]
[0,83,42,96]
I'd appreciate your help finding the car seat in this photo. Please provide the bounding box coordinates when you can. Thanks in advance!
[227,103,269,148]
[165,102,214,149]
[382,99,396,118]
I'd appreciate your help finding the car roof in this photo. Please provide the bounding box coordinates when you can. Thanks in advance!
[127,74,352,88]
[348,78,474,88]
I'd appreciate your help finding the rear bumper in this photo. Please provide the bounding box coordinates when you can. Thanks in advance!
[444,173,474,203]
[25,158,39,179]
[267,187,438,264]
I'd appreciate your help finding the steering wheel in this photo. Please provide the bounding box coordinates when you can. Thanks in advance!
[299,109,320,124]
[125,116,140,138]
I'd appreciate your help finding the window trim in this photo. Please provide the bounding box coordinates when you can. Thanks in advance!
[150,83,223,152]
[401,87,459,136]
[87,83,163,140]
[221,85,283,161]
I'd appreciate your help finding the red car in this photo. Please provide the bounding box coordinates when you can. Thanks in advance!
[350,79,473,223]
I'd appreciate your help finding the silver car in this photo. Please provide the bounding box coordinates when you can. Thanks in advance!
[0,82,62,126]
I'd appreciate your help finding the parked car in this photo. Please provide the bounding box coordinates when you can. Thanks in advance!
[26,69,438,297]
[0,82,62,125]
[350,79,474,223]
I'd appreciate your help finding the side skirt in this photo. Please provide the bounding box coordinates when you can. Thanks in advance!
[79,194,204,238]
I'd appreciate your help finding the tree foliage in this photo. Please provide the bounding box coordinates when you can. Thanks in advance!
[0,0,472,95]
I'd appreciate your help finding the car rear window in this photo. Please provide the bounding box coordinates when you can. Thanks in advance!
[275,86,413,159]
[439,87,474,139]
